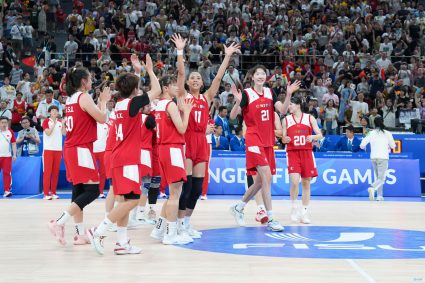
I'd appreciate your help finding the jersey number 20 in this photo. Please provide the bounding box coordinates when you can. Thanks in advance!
[294,136,306,146]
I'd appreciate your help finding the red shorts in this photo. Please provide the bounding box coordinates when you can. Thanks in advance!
[185,131,208,165]
[151,145,161,176]
[112,165,142,196]
[158,144,187,184]
[104,150,112,179]
[286,150,318,178]
[140,148,153,177]
[246,146,276,176]
[64,144,99,185]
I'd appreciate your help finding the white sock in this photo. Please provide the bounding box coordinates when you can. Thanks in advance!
[183,216,191,227]
[258,205,266,212]
[149,204,155,211]
[166,221,177,236]
[75,223,85,235]
[236,201,247,211]
[56,211,71,225]
[267,210,273,220]
[94,217,113,237]
[117,226,128,245]
[291,200,298,208]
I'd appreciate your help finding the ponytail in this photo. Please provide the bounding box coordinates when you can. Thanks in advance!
[65,67,90,96]
[374,116,386,132]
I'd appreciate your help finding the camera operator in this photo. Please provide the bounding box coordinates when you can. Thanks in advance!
[16,116,40,156]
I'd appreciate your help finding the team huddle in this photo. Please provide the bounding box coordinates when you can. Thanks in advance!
[47,34,322,255]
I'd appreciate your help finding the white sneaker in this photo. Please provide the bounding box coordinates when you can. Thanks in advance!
[368,187,375,201]
[376,196,384,201]
[99,194,106,199]
[150,219,166,240]
[3,191,12,198]
[128,218,144,230]
[300,210,311,224]
[114,240,142,255]
[44,195,53,200]
[87,227,106,255]
[230,204,245,227]
[185,224,202,239]
[290,207,300,222]
[108,223,118,232]
[267,219,284,232]
[162,233,191,245]
[159,193,167,199]
[177,227,194,243]
[146,209,157,225]
[200,195,207,200]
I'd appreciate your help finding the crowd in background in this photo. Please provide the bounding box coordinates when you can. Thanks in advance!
[1,0,425,154]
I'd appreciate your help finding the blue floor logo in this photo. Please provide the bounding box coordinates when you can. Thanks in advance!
[178,226,425,259]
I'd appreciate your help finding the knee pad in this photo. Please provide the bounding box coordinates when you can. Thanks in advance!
[179,175,192,211]
[186,177,204,210]
[150,176,161,189]
[247,175,254,188]
[71,184,84,202]
[73,184,100,210]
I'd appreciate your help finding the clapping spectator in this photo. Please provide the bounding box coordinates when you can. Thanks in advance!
[335,125,361,152]
[212,125,229,150]
[36,89,63,125]
[214,106,232,138]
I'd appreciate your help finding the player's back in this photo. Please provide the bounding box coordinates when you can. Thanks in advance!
[64,92,97,147]
[285,113,313,151]
[155,99,185,145]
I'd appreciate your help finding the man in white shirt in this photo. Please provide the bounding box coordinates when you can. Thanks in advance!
[36,89,63,124]
[42,106,65,200]
[64,34,79,62]
[376,53,392,71]
[220,83,232,105]
[0,116,17,197]
[10,16,24,60]
[188,38,203,69]
[222,65,241,87]
[379,36,393,57]
[349,92,369,126]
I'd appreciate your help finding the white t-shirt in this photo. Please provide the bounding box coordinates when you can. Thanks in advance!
[350,101,369,126]
[189,44,203,63]
[0,129,15,157]
[42,118,63,151]
[360,129,395,159]
[93,123,108,153]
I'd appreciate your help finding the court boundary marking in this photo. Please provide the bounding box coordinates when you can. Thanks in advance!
[346,259,377,283]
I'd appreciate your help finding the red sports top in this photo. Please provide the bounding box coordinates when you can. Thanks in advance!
[285,113,313,151]
[241,87,276,147]
[140,114,154,150]
[64,92,97,147]
[111,98,142,167]
[186,93,209,134]
[105,111,116,152]
[154,99,185,145]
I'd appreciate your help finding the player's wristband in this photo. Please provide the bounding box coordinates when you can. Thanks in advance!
[177,50,184,56]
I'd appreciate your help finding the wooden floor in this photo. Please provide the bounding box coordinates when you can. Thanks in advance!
[0,197,424,283]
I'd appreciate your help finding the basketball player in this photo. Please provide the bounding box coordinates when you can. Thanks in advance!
[87,54,161,255]
[174,34,240,238]
[241,111,284,224]
[229,65,300,231]
[150,75,193,245]
[282,96,322,224]
[93,121,108,198]
[48,67,111,246]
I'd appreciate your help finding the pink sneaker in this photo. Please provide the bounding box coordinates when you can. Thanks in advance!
[73,234,90,245]
[48,220,66,245]
[255,210,269,224]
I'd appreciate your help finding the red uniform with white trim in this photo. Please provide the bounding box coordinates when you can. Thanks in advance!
[111,98,143,195]
[140,114,154,177]
[155,99,187,184]
[184,93,209,165]
[103,111,116,179]
[241,87,277,175]
[42,118,63,196]
[64,92,99,184]
[285,113,317,178]
[93,122,108,194]
[0,129,15,192]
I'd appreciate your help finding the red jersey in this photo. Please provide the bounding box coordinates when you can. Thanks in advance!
[241,87,276,147]
[186,93,209,134]
[105,111,116,151]
[13,99,27,115]
[111,98,141,167]
[64,92,97,147]
[285,113,313,151]
[140,114,154,150]
[154,99,185,145]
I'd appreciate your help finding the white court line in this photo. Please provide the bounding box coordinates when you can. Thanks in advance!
[346,259,377,283]
[22,193,43,199]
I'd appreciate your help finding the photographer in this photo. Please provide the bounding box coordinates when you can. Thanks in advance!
[16,116,40,157]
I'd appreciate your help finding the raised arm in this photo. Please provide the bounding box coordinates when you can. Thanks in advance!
[131,54,161,101]
[274,80,301,114]
[229,84,242,120]
[80,87,111,123]
[204,42,240,101]
[274,112,283,138]
[171,34,188,98]
[168,98,193,134]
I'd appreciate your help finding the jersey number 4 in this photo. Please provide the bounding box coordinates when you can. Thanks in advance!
[294,136,306,146]
[116,124,123,141]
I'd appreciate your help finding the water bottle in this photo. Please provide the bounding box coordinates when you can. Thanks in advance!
[22,140,28,157]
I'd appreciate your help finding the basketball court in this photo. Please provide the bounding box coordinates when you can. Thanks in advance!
[1,194,424,283]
